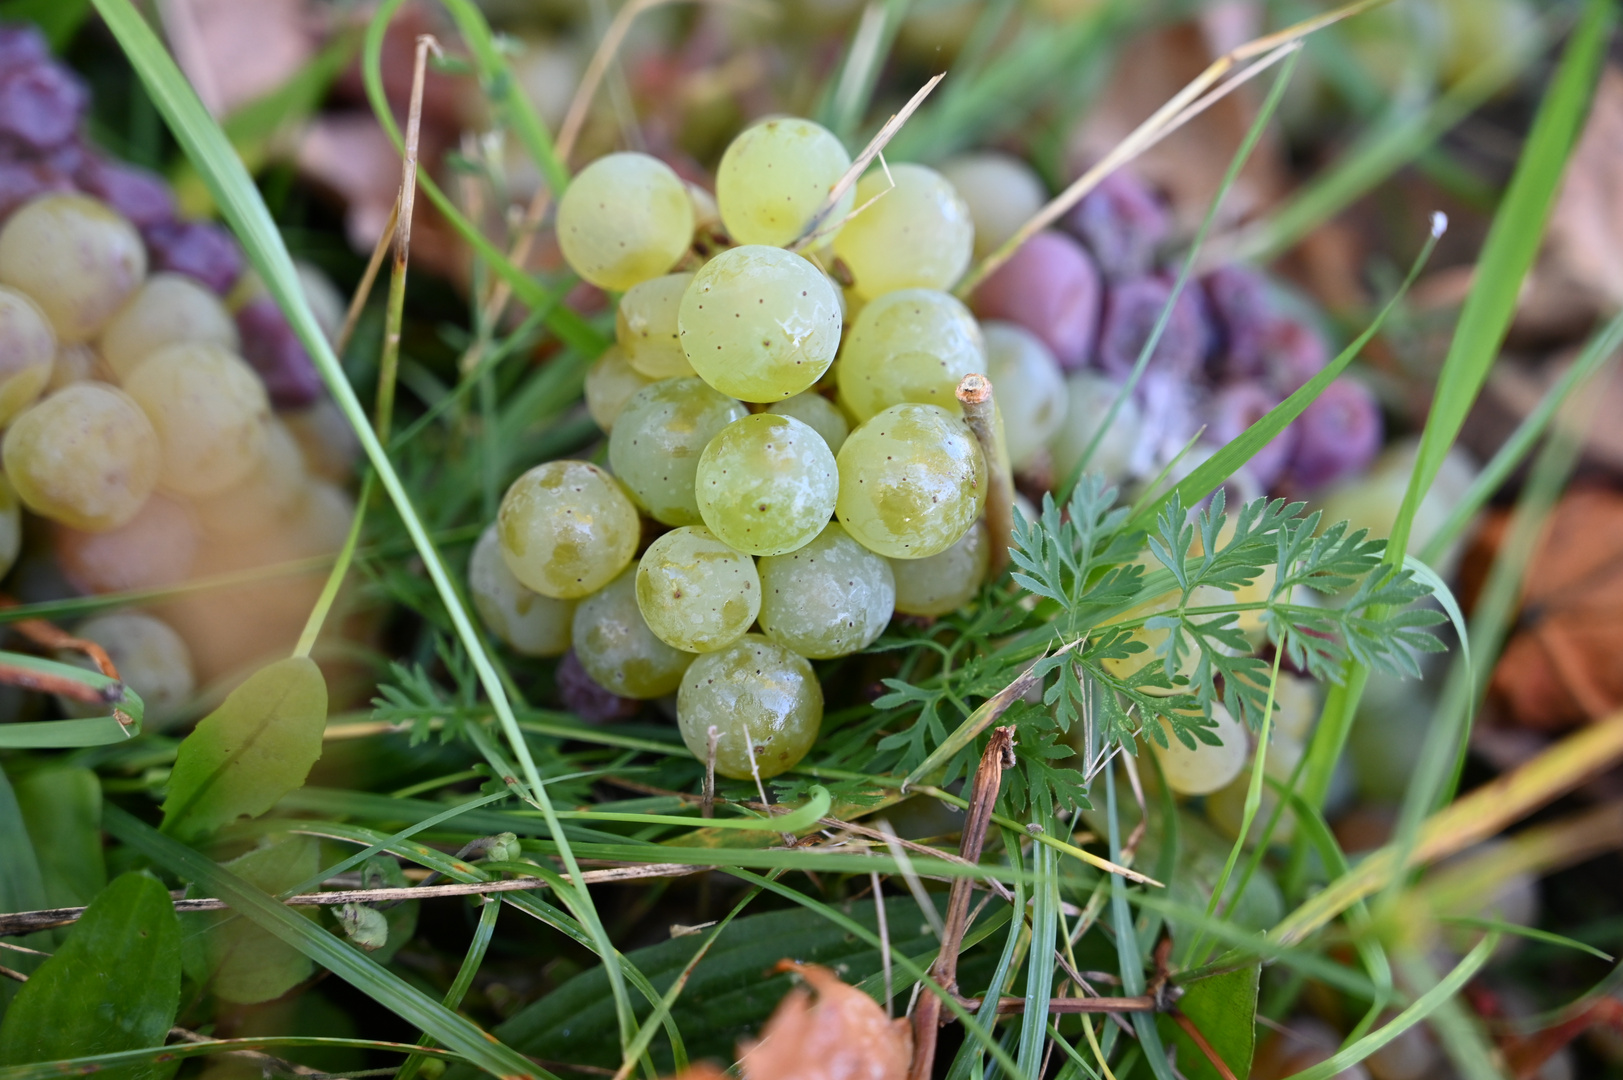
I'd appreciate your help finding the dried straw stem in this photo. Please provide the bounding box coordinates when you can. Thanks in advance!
[957,373,1013,579]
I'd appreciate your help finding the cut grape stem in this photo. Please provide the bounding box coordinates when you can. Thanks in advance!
[955,373,1013,580]
[908,725,1016,1080]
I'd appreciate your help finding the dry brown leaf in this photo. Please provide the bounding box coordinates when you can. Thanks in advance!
[738,962,911,1080]
[161,0,318,116]
[1485,350,1623,472]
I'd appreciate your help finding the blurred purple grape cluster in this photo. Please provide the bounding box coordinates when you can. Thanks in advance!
[0,21,322,408]
[971,165,1382,494]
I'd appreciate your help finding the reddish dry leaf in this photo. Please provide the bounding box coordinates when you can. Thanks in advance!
[1467,488,1623,729]
[162,0,319,116]
[738,963,912,1080]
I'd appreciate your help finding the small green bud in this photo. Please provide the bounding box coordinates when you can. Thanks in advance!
[337,903,389,951]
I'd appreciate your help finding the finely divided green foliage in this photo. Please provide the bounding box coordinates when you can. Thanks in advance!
[161,656,327,842]
[0,873,180,1079]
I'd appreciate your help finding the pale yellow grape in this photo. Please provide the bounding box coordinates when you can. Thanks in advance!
[686,182,721,235]
[583,345,656,433]
[890,520,989,616]
[0,285,56,426]
[189,417,308,540]
[716,117,853,247]
[832,164,974,299]
[617,273,696,378]
[982,321,1067,468]
[939,152,1047,260]
[55,494,199,594]
[757,522,894,659]
[1270,674,1321,743]
[555,152,693,291]
[836,288,984,421]
[0,475,19,580]
[281,480,356,559]
[56,611,195,726]
[635,526,760,653]
[835,403,986,559]
[696,413,838,556]
[678,245,842,402]
[46,344,113,394]
[1206,735,1304,845]
[497,460,639,598]
[1050,370,1141,486]
[1100,584,1234,692]
[609,376,747,525]
[469,524,574,657]
[0,194,146,343]
[99,272,240,379]
[572,567,694,698]
[677,634,821,779]
[123,343,270,498]
[282,397,360,484]
[767,391,849,453]
[1151,705,1248,796]
[2,384,160,531]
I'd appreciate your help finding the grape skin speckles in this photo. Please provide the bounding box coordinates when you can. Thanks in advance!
[497,459,639,599]
[677,634,822,780]
[0,193,146,343]
[696,413,838,557]
[716,117,853,247]
[677,245,842,403]
[572,568,695,699]
[835,402,986,560]
[608,376,748,526]
[835,288,984,422]
[635,526,761,653]
[556,152,693,291]
[3,382,161,532]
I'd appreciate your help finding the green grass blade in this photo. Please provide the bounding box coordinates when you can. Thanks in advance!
[1017,826,1059,1075]
[102,806,551,1080]
[87,0,631,1050]
[396,896,504,1080]
[1437,916,1612,961]
[1105,766,1174,1079]
[0,1038,467,1080]
[0,650,143,747]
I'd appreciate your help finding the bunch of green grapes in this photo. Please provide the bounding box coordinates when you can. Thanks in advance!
[480,115,1013,781]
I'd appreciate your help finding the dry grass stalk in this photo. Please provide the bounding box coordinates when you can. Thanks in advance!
[957,373,1014,579]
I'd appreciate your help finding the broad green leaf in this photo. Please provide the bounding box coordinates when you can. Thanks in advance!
[0,872,180,1079]
[1159,966,1259,1080]
[162,656,327,841]
[14,767,105,910]
[181,836,319,1005]
[0,766,47,1001]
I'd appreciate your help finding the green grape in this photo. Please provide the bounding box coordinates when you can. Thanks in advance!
[835,403,987,559]
[0,475,19,581]
[1151,706,1248,797]
[939,152,1047,260]
[716,117,853,247]
[757,522,893,659]
[635,526,760,653]
[0,285,56,427]
[583,345,656,433]
[608,376,747,525]
[98,272,240,380]
[677,245,842,403]
[3,383,160,531]
[190,417,308,540]
[497,459,639,598]
[766,391,849,454]
[617,273,696,378]
[696,414,837,556]
[555,152,693,291]
[831,164,974,300]
[890,520,988,616]
[835,288,984,422]
[469,524,575,657]
[122,343,270,498]
[983,321,1067,469]
[0,194,146,343]
[677,634,821,780]
[56,611,194,727]
[55,493,199,594]
[1049,371,1141,486]
[572,567,695,698]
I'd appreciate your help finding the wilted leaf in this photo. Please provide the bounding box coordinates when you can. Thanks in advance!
[162,656,327,842]
[1535,65,1623,315]
[0,872,181,1079]
[14,767,106,911]
[1159,965,1260,1080]
[739,963,912,1080]
[182,835,319,1004]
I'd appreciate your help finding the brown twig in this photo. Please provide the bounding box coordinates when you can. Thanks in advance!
[1172,1011,1240,1080]
[0,596,119,681]
[908,726,1017,1080]
[960,995,1158,1015]
[334,199,399,357]
[957,374,1014,579]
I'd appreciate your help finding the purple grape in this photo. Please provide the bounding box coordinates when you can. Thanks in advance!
[0,158,71,220]
[970,230,1101,370]
[1202,265,1273,380]
[142,219,244,294]
[556,650,638,723]
[1261,315,1330,393]
[235,296,324,408]
[0,59,88,153]
[1287,377,1382,491]
[1204,382,1297,489]
[75,156,175,229]
[1095,275,1211,379]
[0,23,49,69]
[1132,370,1200,470]
[1063,169,1171,281]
